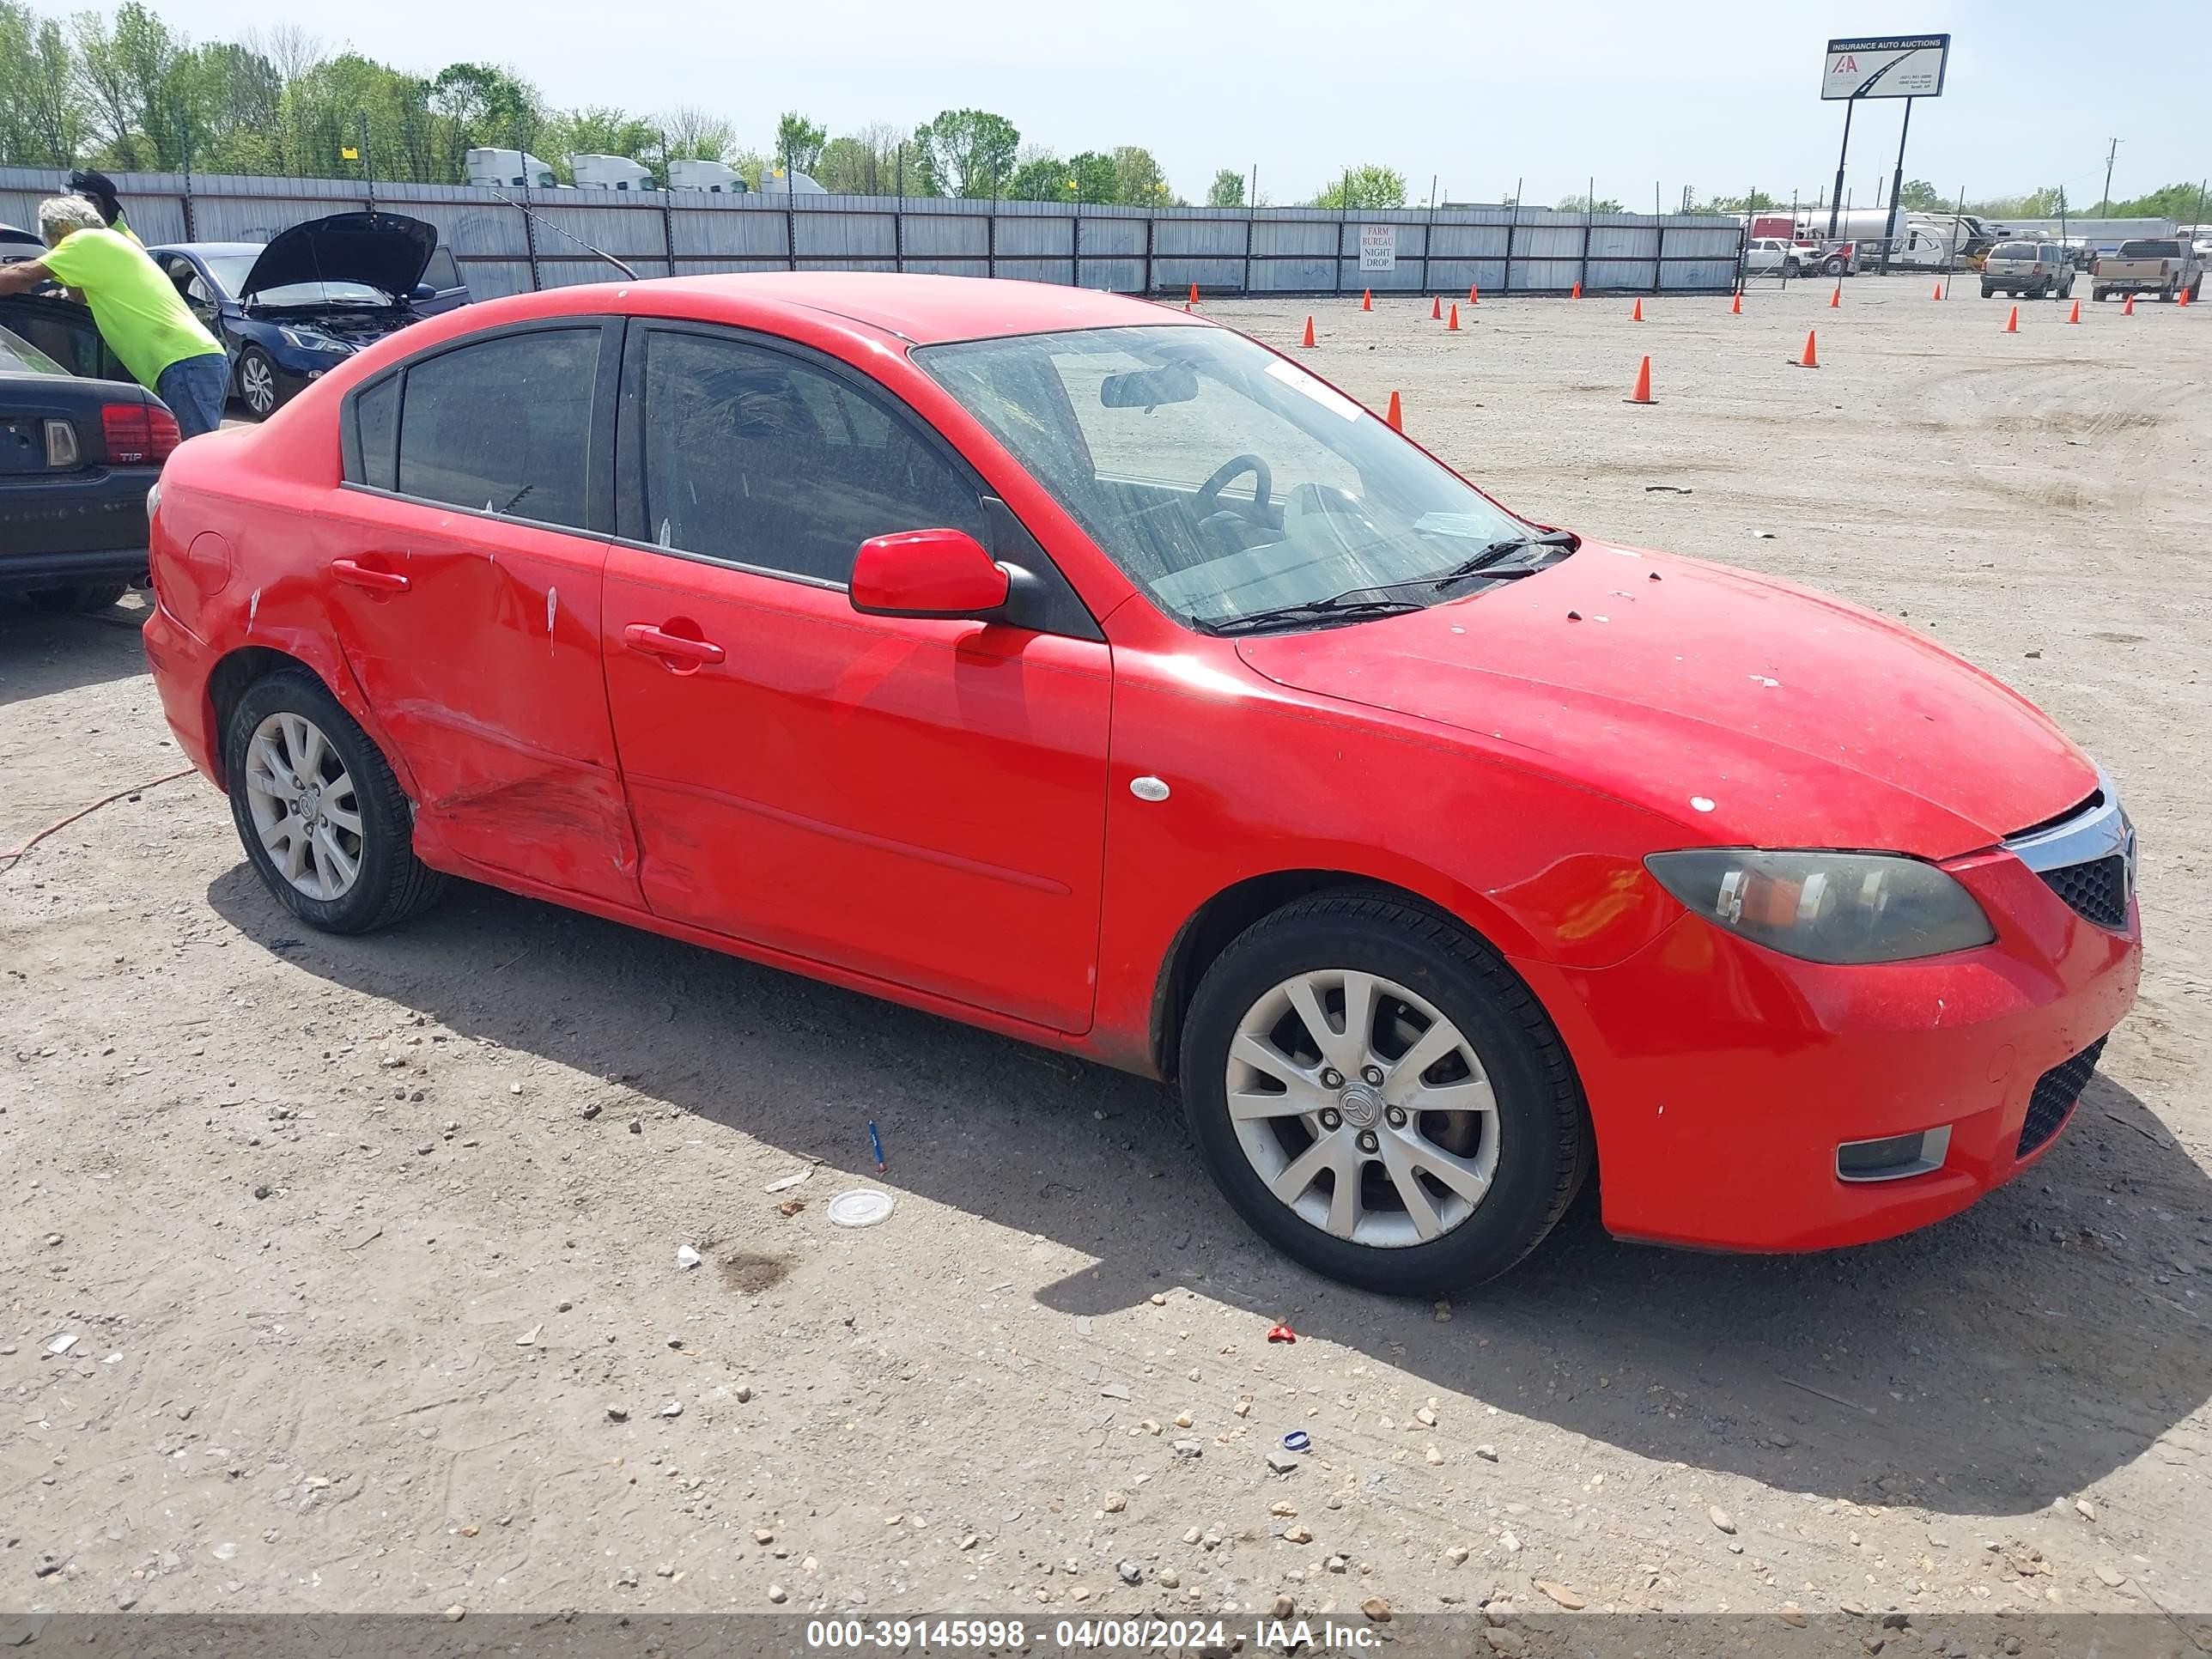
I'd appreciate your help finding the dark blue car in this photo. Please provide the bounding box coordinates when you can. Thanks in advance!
[149,212,469,419]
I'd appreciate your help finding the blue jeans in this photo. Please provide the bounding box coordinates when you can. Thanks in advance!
[155,353,230,441]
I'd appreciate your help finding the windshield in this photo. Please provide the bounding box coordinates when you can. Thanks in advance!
[0,324,67,376]
[203,253,391,306]
[915,325,1537,630]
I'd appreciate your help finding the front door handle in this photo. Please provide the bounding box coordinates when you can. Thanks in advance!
[330,557,410,593]
[623,623,726,666]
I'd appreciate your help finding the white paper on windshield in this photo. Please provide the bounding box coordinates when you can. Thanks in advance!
[1265,359,1363,422]
[1415,513,1505,540]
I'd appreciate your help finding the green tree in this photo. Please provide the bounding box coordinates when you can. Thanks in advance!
[911,106,1018,198]
[1896,178,1945,211]
[2110,181,2210,219]
[1556,192,1624,213]
[1110,143,1169,205]
[1700,188,1778,213]
[774,110,825,173]
[659,104,732,162]
[0,3,88,166]
[1310,164,1407,210]
[1065,150,1118,204]
[429,61,544,178]
[1005,150,1066,201]
[1206,167,1245,208]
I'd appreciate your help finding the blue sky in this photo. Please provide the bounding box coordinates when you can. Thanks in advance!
[58,0,2212,207]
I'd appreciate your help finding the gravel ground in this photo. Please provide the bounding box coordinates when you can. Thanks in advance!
[3,276,2209,1643]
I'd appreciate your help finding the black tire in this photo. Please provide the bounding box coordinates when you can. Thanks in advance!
[1980,283,1994,299]
[1178,892,1589,1296]
[234,344,282,420]
[2191,278,2203,302]
[27,580,130,613]
[223,666,446,933]
[1823,256,1847,276]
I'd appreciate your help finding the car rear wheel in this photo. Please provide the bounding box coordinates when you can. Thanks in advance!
[1179,893,1588,1295]
[26,580,130,613]
[224,668,446,933]
[235,346,280,420]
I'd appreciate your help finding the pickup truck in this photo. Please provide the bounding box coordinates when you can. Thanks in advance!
[2089,239,2204,303]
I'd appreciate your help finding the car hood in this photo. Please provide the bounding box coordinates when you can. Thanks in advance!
[240,212,437,301]
[1232,543,2097,860]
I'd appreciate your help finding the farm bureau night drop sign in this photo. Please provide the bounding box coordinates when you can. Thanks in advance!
[1358,226,1397,273]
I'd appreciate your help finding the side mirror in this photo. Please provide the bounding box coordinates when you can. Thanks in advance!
[410,282,436,302]
[850,528,1010,620]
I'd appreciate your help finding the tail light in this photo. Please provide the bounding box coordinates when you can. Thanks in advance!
[100,402,179,465]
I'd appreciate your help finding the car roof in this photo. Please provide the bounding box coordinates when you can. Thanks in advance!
[149,242,264,259]
[633,273,1195,345]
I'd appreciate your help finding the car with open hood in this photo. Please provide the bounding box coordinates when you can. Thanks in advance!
[138,275,2140,1295]
[148,211,467,419]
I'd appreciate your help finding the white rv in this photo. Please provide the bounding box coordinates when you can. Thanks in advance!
[465,148,558,190]
[760,167,828,196]
[569,154,657,191]
[668,159,747,193]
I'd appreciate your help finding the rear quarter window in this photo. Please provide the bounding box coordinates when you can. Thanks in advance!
[352,374,398,490]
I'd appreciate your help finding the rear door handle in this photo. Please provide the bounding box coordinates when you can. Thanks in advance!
[330,557,410,593]
[623,623,726,665]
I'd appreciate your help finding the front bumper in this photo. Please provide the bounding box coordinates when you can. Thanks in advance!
[1521,844,2142,1254]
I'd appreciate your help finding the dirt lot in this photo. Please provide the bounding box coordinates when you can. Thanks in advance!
[4,276,2210,1643]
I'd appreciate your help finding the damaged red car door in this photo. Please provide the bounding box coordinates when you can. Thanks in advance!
[319,319,640,904]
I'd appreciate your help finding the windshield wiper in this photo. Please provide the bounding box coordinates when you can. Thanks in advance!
[1200,594,1428,637]
[1428,530,1579,587]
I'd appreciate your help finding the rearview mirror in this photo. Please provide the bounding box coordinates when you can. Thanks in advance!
[850,528,1010,620]
[1099,361,1197,409]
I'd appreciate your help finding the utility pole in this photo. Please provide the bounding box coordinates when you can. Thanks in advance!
[2100,137,2121,215]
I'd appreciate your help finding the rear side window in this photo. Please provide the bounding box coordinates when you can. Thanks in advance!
[2118,240,2179,259]
[354,375,398,490]
[637,330,984,585]
[397,329,598,528]
[422,246,461,291]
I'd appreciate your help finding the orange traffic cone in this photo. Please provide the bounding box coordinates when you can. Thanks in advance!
[2004,305,2019,333]
[2068,299,2081,325]
[1830,283,1842,308]
[1469,283,1480,306]
[2123,292,2135,315]
[1430,295,1442,320]
[1188,283,1199,306]
[1447,302,1461,331]
[1932,283,1942,301]
[1301,315,1316,348]
[1631,297,1644,321]
[1793,330,1820,368]
[1625,355,1655,404]
[1384,390,1402,431]
[1729,290,1741,315]
[2183,287,2194,307]
[1571,281,1582,300]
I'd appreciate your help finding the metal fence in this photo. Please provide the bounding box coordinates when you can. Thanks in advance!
[1,166,1746,299]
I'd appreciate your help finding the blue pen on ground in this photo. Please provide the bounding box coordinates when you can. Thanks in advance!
[867,1121,886,1174]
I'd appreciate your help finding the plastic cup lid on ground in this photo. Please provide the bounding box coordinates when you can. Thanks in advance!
[827,1189,896,1228]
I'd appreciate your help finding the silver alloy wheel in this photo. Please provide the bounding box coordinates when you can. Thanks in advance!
[240,352,276,416]
[1225,969,1498,1248]
[243,711,363,901]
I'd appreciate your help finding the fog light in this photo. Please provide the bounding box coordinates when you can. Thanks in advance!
[1836,1125,1952,1183]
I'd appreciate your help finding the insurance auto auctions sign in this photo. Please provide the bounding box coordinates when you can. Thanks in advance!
[1821,34,1950,100]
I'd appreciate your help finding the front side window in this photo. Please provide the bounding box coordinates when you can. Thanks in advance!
[639,331,984,585]
[397,329,598,529]
[917,325,1537,632]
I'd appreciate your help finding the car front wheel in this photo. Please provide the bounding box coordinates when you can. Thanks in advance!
[234,345,281,419]
[224,668,447,933]
[1179,892,1589,1294]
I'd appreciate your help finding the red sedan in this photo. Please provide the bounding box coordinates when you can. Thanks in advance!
[141,276,2140,1293]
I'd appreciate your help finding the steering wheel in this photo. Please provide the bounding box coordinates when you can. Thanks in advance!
[1195,453,1273,526]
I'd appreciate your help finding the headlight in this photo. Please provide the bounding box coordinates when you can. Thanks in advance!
[276,325,346,353]
[1644,849,1995,964]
